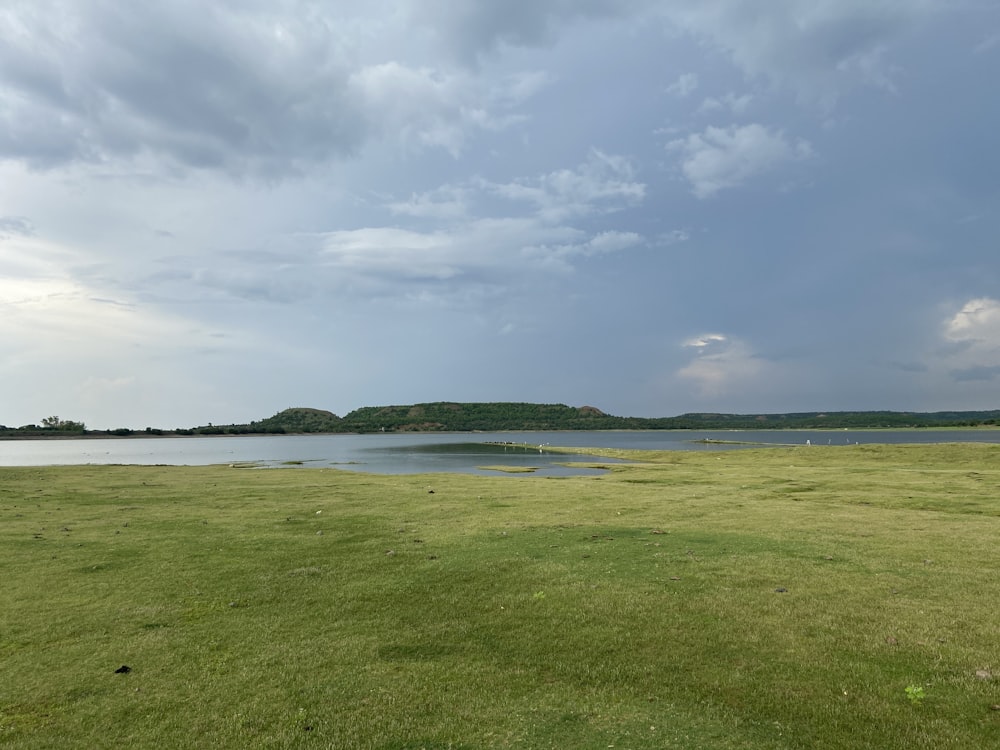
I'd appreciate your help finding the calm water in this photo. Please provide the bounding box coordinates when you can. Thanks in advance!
[1,429,998,475]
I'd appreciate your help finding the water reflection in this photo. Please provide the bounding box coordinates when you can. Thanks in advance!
[2,428,999,474]
[347,441,620,476]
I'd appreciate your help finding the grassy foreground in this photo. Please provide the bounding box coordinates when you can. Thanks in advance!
[1,444,998,749]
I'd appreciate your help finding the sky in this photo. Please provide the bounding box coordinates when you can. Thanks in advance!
[2,1,999,429]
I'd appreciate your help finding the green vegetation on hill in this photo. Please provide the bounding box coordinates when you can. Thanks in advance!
[2,404,999,438]
[338,401,621,432]
[255,407,342,433]
[230,404,1000,433]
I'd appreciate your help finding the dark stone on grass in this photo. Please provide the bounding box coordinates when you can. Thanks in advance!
[114,665,131,674]
[774,587,788,593]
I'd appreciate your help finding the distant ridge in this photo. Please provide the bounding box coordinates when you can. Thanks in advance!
[242,404,1000,434]
[337,402,613,432]
[256,407,342,433]
[3,404,999,437]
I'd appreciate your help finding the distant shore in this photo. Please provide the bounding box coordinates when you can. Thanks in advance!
[4,423,999,442]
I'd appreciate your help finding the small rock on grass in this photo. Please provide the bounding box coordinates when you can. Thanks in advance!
[114,665,131,674]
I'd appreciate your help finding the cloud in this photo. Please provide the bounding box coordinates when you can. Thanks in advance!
[0,2,367,174]
[522,230,643,267]
[483,149,645,221]
[666,72,699,97]
[406,0,650,62]
[312,151,648,294]
[348,62,525,156]
[668,123,812,198]
[662,0,937,105]
[0,215,35,239]
[0,3,539,176]
[316,218,611,290]
[697,92,753,115]
[388,186,470,220]
[0,271,230,362]
[944,297,1000,344]
[677,333,765,397]
[938,298,1000,380]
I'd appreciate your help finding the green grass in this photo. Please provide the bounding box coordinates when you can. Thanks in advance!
[1,444,999,748]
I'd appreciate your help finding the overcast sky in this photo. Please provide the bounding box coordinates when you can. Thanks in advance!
[2,1,999,429]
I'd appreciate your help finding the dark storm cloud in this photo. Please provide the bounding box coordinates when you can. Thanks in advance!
[408,0,651,62]
[0,2,366,175]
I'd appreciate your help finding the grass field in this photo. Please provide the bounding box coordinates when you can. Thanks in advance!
[1,444,998,748]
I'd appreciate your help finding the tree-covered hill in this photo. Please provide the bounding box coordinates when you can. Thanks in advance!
[236,404,1000,433]
[255,408,343,433]
[337,402,628,432]
[3,404,999,438]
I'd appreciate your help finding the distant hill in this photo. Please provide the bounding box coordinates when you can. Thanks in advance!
[255,407,343,433]
[242,404,1000,433]
[337,402,623,432]
[3,404,999,438]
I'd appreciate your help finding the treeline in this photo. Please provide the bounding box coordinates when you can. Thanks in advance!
[3,404,1000,438]
[664,410,1000,429]
[201,404,1000,433]
[336,402,622,432]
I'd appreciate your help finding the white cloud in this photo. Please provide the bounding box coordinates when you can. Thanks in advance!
[662,0,937,106]
[683,333,729,350]
[315,151,648,292]
[522,230,643,269]
[676,333,765,397]
[944,297,1000,343]
[349,61,525,156]
[940,297,1000,381]
[318,217,628,287]
[483,149,645,221]
[668,123,812,198]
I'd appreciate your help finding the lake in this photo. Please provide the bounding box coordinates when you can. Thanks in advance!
[1,429,999,476]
